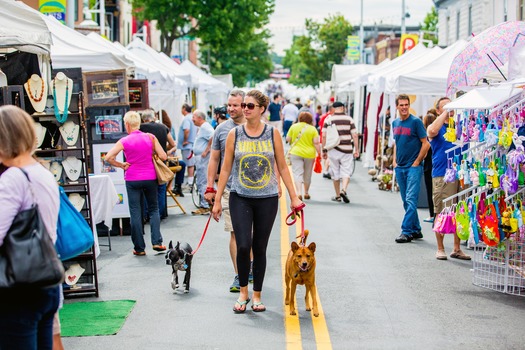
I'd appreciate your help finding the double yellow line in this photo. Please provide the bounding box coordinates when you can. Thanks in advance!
[279,194,332,350]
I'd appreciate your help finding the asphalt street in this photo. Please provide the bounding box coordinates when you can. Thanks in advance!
[63,162,525,350]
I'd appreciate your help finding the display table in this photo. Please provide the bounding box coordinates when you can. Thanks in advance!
[89,174,120,252]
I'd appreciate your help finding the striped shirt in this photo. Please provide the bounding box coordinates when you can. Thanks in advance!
[324,114,357,153]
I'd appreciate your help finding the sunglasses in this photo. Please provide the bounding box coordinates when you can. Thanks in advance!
[241,103,261,110]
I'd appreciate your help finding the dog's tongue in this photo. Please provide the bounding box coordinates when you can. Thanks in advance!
[298,264,308,272]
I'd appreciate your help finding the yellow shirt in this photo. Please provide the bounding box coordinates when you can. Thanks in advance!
[288,122,319,159]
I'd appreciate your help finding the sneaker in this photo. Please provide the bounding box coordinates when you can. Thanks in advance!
[423,217,434,223]
[230,275,240,293]
[331,196,341,202]
[323,173,332,179]
[192,207,210,215]
[152,245,166,252]
[340,190,350,203]
[436,250,447,260]
[133,250,146,256]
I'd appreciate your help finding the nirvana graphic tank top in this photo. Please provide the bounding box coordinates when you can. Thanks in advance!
[230,124,279,198]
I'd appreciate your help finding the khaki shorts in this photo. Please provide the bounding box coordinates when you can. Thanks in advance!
[222,189,233,232]
[432,176,460,216]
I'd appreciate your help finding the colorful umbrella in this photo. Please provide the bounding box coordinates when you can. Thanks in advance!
[446,21,525,97]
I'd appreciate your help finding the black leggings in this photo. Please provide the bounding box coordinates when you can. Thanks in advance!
[229,192,279,291]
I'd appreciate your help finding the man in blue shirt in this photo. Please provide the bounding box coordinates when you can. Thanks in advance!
[267,94,282,134]
[392,94,430,243]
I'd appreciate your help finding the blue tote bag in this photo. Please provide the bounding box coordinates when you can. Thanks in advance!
[56,187,94,261]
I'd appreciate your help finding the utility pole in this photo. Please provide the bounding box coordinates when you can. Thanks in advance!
[401,0,406,35]
[359,0,364,63]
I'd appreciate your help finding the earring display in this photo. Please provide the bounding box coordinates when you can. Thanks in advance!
[59,120,79,147]
[49,161,63,183]
[33,122,47,149]
[24,74,48,113]
[68,193,85,212]
[62,156,82,182]
[53,72,73,123]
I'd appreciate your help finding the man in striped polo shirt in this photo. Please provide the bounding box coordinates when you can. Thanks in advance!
[321,101,359,203]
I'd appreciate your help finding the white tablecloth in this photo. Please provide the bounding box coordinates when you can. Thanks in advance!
[88,175,120,256]
[89,174,120,228]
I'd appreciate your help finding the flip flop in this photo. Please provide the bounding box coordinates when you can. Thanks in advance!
[233,298,250,313]
[251,301,266,312]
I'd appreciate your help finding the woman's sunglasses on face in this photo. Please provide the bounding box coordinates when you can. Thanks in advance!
[241,103,261,110]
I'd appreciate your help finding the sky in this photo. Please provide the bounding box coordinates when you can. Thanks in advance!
[267,0,435,55]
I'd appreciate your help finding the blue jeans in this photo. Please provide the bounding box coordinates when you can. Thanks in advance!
[395,166,422,236]
[0,286,60,350]
[283,120,293,137]
[126,180,163,252]
[143,183,167,219]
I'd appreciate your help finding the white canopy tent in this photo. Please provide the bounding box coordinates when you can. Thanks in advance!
[0,0,54,84]
[87,33,187,129]
[180,60,229,111]
[444,84,524,110]
[126,38,192,86]
[43,15,134,72]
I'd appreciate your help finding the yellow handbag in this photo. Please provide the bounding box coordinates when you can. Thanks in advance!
[443,117,457,142]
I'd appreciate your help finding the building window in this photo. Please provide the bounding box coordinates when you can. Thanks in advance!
[456,11,460,40]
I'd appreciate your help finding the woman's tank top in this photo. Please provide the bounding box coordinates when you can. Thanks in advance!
[230,124,278,198]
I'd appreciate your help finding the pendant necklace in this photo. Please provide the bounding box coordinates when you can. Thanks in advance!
[62,157,82,181]
[27,76,45,102]
[59,121,79,146]
[53,79,69,123]
[48,128,59,148]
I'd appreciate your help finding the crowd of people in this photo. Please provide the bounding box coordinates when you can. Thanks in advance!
[0,86,475,348]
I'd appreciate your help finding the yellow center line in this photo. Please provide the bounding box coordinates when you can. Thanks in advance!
[280,177,332,350]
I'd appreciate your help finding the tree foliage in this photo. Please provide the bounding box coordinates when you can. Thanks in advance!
[132,0,274,86]
[282,14,352,87]
[420,6,438,46]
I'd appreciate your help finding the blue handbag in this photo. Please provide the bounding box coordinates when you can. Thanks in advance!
[56,187,94,261]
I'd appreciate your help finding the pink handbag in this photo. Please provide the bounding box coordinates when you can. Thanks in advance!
[433,207,456,234]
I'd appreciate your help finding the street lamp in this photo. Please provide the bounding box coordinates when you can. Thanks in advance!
[401,0,410,35]
[359,0,364,63]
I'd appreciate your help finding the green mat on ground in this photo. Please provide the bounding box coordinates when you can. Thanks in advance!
[60,300,136,337]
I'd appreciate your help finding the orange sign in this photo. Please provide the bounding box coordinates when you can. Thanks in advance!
[398,34,419,56]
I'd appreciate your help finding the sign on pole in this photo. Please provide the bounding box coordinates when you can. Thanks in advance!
[346,35,360,60]
[398,34,419,56]
[39,0,67,23]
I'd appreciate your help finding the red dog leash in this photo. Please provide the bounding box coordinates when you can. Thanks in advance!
[286,202,306,244]
[190,214,212,255]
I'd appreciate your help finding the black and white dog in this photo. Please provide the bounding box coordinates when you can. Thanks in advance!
[165,240,193,293]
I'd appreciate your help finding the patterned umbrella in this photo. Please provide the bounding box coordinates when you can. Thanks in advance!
[446,21,525,97]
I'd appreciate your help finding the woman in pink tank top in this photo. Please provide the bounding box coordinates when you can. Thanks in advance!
[104,111,168,256]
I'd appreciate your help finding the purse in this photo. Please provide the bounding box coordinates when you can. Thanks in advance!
[455,200,470,240]
[286,124,309,165]
[313,155,322,174]
[150,135,174,185]
[433,207,456,234]
[324,118,340,150]
[482,203,500,246]
[56,186,94,261]
[0,169,64,288]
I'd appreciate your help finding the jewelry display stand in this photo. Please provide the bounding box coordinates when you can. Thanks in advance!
[24,74,48,113]
[34,122,47,149]
[53,72,73,124]
[32,84,99,298]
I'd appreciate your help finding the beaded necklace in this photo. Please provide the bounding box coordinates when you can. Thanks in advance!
[53,78,69,123]
[27,76,45,102]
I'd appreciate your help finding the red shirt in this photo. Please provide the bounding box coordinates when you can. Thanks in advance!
[318,112,332,142]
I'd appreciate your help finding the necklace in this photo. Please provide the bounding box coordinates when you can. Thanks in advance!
[49,161,63,182]
[53,78,69,123]
[27,76,45,102]
[47,127,59,148]
[62,156,82,181]
[59,121,79,146]
[68,193,85,212]
[34,122,46,148]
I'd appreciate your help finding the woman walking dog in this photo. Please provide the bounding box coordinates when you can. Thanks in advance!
[212,89,303,313]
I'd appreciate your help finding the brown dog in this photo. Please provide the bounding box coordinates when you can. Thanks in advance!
[285,230,319,317]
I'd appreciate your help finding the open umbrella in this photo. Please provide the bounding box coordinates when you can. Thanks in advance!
[446,21,525,97]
